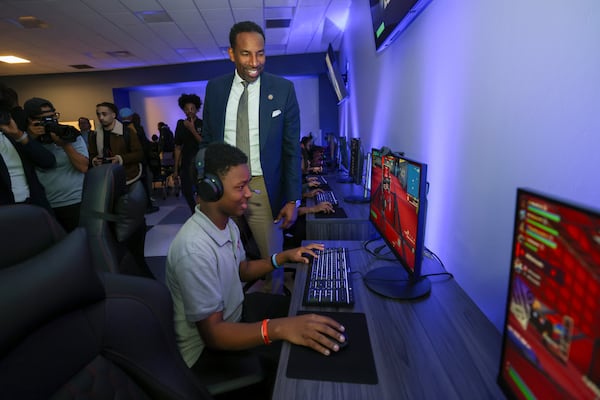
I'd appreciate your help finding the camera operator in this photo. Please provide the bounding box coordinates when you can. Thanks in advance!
[24,97,89,232]
[0,85,56,211]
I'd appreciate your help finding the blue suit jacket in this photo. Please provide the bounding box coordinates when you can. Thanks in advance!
[203,72,302,218]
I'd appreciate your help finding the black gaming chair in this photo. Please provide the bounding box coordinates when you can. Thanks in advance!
[0,204,212,399]
[79,163,153,278]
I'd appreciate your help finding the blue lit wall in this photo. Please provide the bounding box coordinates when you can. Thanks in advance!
[342,0,600,330]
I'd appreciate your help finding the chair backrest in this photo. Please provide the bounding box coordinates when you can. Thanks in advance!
[0,206,212,399]
[0,204,66,269]
[79,164,151,277]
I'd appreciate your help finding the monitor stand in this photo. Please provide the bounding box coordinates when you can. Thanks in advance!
[337,175,353,183]
[344,194,370,203]
[363,266,431,300]
[345,182,370,203]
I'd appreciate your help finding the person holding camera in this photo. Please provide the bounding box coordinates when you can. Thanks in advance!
[0,86,56,212]
[89,102,144,185]
[23,97,89,232]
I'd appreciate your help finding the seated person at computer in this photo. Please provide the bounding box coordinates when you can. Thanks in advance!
[301,135,322,176]
[165,143,346,392]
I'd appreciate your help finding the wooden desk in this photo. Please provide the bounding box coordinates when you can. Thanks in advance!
[273,241,505,400]
[305,176,376,241]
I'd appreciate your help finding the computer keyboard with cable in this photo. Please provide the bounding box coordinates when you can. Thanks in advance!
[315,190,338,206]
[303,247,355,307]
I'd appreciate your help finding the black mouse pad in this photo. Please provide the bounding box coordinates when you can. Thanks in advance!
[286,311,378,384]
[314,206,348,219]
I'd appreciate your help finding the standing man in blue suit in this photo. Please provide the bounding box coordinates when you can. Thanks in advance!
[203,21,302,294]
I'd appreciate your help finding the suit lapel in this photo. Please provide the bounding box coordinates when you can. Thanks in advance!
[259,74,272,153]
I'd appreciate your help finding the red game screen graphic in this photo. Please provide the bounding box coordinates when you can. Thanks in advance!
[369,153,420,273]
[500,191,600,399]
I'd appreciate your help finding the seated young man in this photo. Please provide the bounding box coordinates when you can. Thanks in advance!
[165,142,345,391]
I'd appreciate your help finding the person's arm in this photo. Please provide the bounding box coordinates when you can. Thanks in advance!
[115,125,144,166]
[274,82,302,229]
[183,116,203,144]
[52,135,89,173]
[238,243,323,283]
[173,120,184,177]
[197,308,346,356]
[298,201,334,216]
[1,118,56,169]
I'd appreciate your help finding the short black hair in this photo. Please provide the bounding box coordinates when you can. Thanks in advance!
[178,93,202,110]
[229,21,265,49]
[204,142,248,180]
[96,102,118,115]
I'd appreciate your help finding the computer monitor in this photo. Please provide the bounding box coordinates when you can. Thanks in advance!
[337,136,353,183]
[497,188,600,400]
[364,147,431,299]
[344,138,370,203]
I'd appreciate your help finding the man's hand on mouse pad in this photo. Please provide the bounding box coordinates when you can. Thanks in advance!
[273,313,346,356]
[327,332,349,352]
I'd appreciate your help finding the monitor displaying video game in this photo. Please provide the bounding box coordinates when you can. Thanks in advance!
[498,188,600,399]
[365,147,431,299]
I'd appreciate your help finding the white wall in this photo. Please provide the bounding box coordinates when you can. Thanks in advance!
[343,0,600,330]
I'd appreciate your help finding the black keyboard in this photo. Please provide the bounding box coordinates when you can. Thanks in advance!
[315,190,338,206]
[308,175,328,185]
[303,247,355,307]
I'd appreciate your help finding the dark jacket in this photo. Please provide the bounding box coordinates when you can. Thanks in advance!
[0,133,56,210]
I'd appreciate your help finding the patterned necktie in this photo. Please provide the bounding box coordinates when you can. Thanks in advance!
[236,80,251,172]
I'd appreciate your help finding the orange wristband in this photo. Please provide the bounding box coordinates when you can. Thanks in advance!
[261,319,272,345]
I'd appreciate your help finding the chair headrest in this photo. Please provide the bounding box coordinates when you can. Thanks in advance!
[80,164,127,218]
[0,228,105,356]
[0,205,66,269]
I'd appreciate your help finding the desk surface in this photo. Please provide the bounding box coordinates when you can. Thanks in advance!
[272,240,505,400]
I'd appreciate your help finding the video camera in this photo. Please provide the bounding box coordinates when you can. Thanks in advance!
[36,116,80,144]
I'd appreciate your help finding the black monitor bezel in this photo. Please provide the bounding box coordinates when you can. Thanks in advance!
[365,147,430,299]
[497,187,600,399]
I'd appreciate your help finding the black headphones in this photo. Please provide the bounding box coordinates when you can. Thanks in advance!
[194,148,223,202]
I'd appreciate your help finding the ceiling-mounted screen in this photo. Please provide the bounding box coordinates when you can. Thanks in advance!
[370,0,434,53]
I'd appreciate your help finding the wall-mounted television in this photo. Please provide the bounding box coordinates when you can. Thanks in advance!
[497,188,600,399]
[370,0,434,53]
[324,43,348,104]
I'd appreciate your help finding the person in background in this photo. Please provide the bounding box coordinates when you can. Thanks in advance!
[165,142,345,398]
[148,134,162,181]
[173,93,205,213]
[89,102,152,278]
[89,102,144,185]
[0,84,55,211]
[158,121,175,154]
[202,21,302,295]
[24,97,88,232]
[301,135,322,176]
[119,107,158,214]
[78,116,94,146]
[2,86,28,132]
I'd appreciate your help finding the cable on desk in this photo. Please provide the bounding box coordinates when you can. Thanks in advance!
[423,247,454,280]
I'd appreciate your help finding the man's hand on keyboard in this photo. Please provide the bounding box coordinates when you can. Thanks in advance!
[271,313,346,356]
[280,243,324,264]
[302,188,324,199]
[311,202,334,214]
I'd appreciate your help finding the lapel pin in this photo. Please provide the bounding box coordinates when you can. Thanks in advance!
[268,94,273,100]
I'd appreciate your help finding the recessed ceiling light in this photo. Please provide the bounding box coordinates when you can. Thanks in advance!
[70,64,94,70]
[18,16,48,29]
[0,56,30,64]
[106,51,133,58]
[135,10,172,23]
